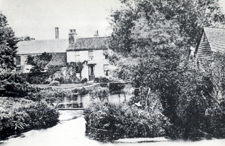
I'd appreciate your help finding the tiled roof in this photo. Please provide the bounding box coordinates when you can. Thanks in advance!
[46,53,67,67]
[67,37,109,51]
[204,27,225,53]
[17,39,68,55]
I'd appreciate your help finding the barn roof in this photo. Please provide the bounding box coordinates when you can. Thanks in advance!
[17,37,109,55]
[204,27,225,53]
[17,39,68,55]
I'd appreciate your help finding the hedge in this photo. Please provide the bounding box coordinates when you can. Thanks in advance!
[0,97,59,140]
[84,102,169,142]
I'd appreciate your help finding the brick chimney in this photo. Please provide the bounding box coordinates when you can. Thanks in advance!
[94,30,99,37]
[68,29,77,44]
[55,27,59,39]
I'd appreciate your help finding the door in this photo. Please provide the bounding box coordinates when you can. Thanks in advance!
[88,64,95,80]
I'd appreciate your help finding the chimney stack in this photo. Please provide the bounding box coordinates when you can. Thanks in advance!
[55,27,59,39]
[68,29,77,44]
[94,30,99,37]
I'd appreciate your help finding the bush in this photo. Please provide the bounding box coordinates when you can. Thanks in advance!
[94,77,110,83]
[99,77,110,83]
[100,83,108,87]
[0,73,41,97]
[49,80,60,86]
[81,78,88,83]
[84,102,169,142]
[109,83,125,94]
[0,97,59,140]
[94,77,99,83]
[27,72,50,84]
[89,87,109,102]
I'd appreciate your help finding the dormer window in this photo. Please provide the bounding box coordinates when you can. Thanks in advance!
[103,50,108,59]
[88,50,94,60]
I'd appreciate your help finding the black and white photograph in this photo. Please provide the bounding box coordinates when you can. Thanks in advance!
[0,0,225,145]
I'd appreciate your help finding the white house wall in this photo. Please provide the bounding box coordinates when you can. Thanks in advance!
[93,50,104,60]
[67,49,109,80]
[20,55,27,65]
[80,51,89,61]
[94,61,105,77]
[67,52,76,62]
[81,62,89,79]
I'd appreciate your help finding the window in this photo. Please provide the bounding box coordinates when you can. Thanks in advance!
[75,51,80,61]
[88,50,94,60]
[104,64,109,76]
[16,56,21,65]
[103,50,108,59]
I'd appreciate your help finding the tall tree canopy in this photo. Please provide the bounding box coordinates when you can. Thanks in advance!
[109,0,225,139]
[0,13,18,72]
[110,0,225,56]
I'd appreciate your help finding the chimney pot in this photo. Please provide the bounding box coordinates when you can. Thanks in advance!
[94,30,99,37]
[68,29,77,44]
[55,27,59,39]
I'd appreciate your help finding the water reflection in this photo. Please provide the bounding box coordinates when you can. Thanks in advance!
[56,92,132,109]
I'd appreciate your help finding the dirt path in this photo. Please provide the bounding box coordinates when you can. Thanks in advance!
[1,111,225,146]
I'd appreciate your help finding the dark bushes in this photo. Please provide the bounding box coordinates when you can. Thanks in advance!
[109,82,125,93]
[81,78,88,83]
[0,73,41,97]
[84,101,169,142]
[94,77,110,83]
[0,97,59,140]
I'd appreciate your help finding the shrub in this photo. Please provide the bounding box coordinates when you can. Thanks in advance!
[81,78,88,83]
[84,102,169,142]
[99,77,110,83]
[0,73,41,97]
[27,72,50,84]
[94,77,99,83]
[89,87,109,102]
[100,83,108,87]
[0,97,59,140]
[109,82,125,94]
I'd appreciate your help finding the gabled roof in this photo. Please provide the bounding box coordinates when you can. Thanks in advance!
[204,27,225,53]
[67,37,109,51]
[17,39,68,55]
[46,53,67,67]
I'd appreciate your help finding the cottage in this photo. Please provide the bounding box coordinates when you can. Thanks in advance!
[195,27,225,59]
[16,39,68,73]
[16,28,110,80]
[66,29,109,80]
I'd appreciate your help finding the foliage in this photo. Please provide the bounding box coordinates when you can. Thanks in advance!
[81,78,88,83]
[210,52,225,99]
[0,97,59,140]
[109,82,125,94]
[0,73,41,97]
[109,0,225,141]
[84,101,169,142]
[89,87,109,102]
[26,61,85,84]
[0,13,19,72]
[27,52,52,73]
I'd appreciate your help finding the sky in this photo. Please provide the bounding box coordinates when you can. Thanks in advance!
[1,0,225,40]
[0,0,122,40]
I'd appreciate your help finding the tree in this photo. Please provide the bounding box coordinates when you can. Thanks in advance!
[109,0,225,140]
[27,52,52,73]
[0,13,19,72]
